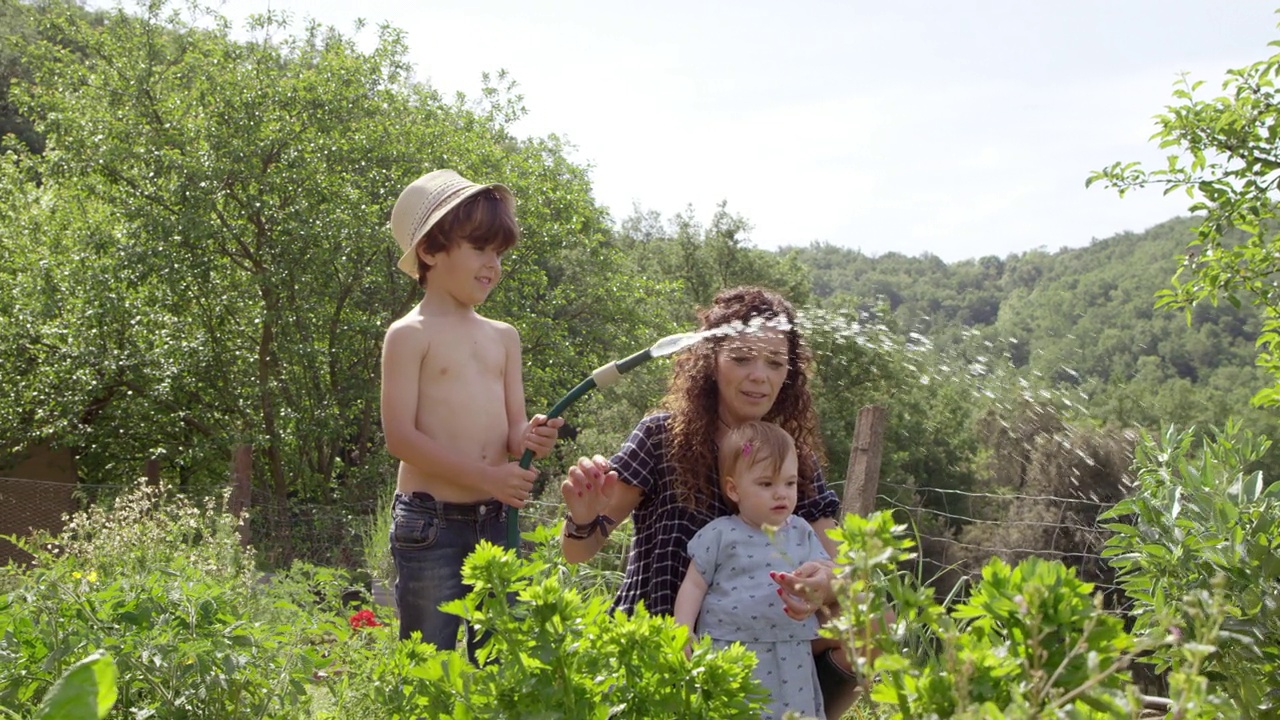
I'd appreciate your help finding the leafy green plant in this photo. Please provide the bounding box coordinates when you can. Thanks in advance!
[824,510,1228,718]
[26,651,117,720]
[15,473,1262,719]
[325,525,770,719]
[2,479,786,719]
[1102,423,1280,716]
[0,481,337,718]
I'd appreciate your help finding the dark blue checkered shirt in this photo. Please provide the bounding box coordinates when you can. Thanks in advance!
[610,413,842,617]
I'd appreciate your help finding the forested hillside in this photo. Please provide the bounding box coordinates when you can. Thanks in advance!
[784,218,1275,456]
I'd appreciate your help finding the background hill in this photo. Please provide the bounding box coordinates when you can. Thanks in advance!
[784,217,1273,454]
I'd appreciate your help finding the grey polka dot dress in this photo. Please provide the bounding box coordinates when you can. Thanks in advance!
[689,514,831,720]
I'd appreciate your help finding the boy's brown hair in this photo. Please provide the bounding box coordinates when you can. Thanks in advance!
[389,169,518,284]
[717,421,797,513]
[414,189,520,288]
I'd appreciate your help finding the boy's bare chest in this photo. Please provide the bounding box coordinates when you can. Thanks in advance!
[423,337,505,380]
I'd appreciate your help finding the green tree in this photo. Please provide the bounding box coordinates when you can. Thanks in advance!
[6,2,452,504]
[616,202,810,310]
[1,0,45,155]
[1089,16,1280,407]
[0,0,666,525]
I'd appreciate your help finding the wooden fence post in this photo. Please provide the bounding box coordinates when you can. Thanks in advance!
[229,444,252,547]
[842,405,886,517]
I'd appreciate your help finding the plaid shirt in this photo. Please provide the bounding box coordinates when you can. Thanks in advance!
[611,413,842,617]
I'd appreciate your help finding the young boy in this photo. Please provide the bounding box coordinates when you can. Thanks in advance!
[382,169,562,658]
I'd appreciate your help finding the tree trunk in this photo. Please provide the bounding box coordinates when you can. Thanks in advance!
[258,284,290,558]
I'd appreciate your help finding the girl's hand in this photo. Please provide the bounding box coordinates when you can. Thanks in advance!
[522,414,564,459]
[560,455,617,523]
[771,560,837,621]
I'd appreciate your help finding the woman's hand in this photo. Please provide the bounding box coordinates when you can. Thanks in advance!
[771,560,837,621]
[560,455,617,523]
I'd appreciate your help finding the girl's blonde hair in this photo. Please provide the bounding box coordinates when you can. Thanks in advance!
[717,421,797,513]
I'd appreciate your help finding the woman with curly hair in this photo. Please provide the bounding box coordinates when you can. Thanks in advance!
[559,286,858,716]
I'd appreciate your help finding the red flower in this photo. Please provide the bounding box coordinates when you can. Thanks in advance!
[349,609,382,629]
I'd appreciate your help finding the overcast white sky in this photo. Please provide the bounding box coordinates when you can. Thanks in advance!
[202,1,1278,261]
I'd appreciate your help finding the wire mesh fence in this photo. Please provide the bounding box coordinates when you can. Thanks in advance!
[3,469,1133,590]
[2,406,1139,604]
[876,478,1129,605]
[0,470,630,580]
[0,475,228,565]
[0,475,79,566]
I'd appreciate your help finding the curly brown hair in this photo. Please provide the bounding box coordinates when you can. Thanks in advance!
[660,286,825,513]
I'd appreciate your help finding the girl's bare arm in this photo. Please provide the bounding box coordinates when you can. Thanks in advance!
[673,563,709,636]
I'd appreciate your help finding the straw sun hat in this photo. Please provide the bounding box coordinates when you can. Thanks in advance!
[389,169,516,278]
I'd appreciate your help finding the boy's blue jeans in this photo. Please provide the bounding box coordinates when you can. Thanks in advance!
[389,491,505,662]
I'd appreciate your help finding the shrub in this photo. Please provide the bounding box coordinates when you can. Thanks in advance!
[825,510,1233,718]
[0,482,338,718]
[323,526,770,719]
[1102,423,1280,716]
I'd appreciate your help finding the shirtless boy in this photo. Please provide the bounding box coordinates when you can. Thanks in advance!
[382,169,562,657]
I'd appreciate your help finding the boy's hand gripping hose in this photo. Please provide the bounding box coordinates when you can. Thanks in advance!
[507,332,707,550]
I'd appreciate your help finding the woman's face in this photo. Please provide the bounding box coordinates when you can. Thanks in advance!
[714,328,791,426]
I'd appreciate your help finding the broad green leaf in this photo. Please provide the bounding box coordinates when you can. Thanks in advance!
[33,651,118,720]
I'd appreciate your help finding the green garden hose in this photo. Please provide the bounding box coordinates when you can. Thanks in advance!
[507,332,708,550]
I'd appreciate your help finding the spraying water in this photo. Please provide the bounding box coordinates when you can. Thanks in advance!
[647,331,707,358]
[508,327,725,548]
[509,300,1145,623]
[510,308,1108,550]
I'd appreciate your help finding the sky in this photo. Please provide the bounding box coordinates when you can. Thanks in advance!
[196,1,1280,261]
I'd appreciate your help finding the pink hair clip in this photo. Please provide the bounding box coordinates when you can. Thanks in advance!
[741,441,753,457]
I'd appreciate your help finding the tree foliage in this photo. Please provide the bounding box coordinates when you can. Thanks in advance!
[1089,20,1280,408]
[616,202,810,311]
[0,0,668,510]
[0,0,52,155]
